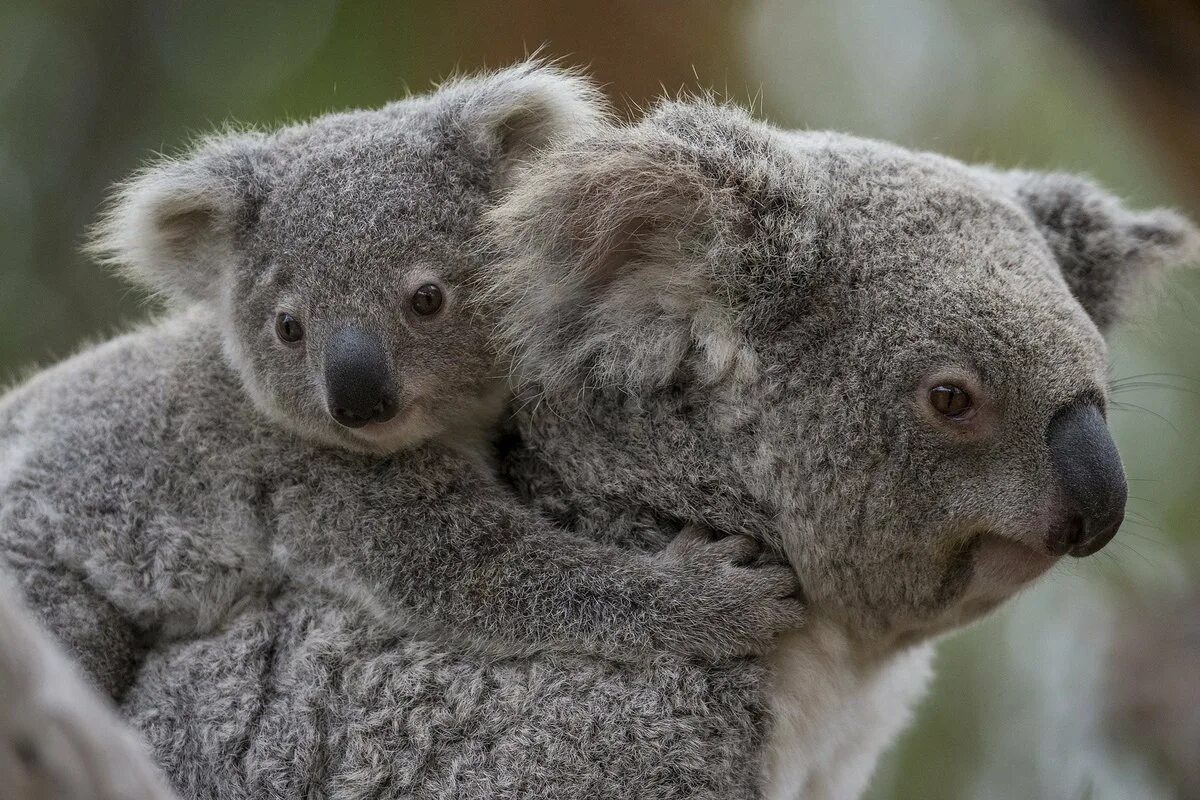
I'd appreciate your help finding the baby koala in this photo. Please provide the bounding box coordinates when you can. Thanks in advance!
[0,63,802,699]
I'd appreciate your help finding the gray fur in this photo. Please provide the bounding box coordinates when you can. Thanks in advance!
[6,85,1198,800]
[0,63,804,717]
[116,99,1196,800]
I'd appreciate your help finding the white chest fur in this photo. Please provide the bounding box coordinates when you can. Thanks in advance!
[762,623,935,800]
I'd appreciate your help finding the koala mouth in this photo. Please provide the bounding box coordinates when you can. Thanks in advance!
[966,531,1058,602]
[336,405,433,454]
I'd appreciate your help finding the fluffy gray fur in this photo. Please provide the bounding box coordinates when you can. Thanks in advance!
[0,62,804,725]
[113,98,1198,800]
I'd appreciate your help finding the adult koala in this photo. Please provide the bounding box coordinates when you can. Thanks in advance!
[483,100,1199,797]
[122,99,1196,800]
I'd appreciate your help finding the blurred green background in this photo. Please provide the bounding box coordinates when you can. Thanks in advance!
[2,1,1198,797]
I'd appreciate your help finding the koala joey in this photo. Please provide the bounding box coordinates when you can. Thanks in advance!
[0,64,803,702]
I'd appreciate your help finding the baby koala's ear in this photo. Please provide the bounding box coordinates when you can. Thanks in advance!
[447,60,607,187]
[483,125,749,396]
[1003,170,1200,332]
[88,132,271,306]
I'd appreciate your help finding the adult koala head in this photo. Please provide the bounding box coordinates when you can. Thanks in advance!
[89,62,601,454]
[485,101,1200,645]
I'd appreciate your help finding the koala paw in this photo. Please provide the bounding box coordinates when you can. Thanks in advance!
[653,524,804,660]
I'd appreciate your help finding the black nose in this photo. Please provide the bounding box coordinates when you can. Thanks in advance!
[324,327,399,429]
[1045,401,1127,557]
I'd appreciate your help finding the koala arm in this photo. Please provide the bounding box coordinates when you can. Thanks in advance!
[273,451,804,661]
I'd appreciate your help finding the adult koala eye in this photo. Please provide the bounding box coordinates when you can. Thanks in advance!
[929,384,973,418]
[411,283,444,316]
[275,312,304,344]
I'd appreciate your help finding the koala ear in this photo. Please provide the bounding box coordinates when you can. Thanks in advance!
[1004,171,1200,332]
[445,60,607,188]
[88,132,271,306]
[482,127,751,396]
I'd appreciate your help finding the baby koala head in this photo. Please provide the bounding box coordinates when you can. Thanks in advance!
[90,63,600,454]
[486,101,1200,645]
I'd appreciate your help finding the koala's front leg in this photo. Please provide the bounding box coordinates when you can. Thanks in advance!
[425,510,804,661]
[279,468,804,661]
[0,575,178,800]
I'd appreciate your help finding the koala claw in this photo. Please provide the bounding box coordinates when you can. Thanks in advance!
[656,526,804,660]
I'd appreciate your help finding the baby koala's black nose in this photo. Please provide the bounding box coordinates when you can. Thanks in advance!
[1045,400,1127,557]
[324,327,399,429]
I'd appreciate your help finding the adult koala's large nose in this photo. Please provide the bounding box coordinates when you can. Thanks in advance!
[1045,401,1127,557]
[324,327,399,428]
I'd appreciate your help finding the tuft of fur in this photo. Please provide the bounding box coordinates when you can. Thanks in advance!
[86,131,272,307]
[478,101,769,397]
[996,170,1200,331]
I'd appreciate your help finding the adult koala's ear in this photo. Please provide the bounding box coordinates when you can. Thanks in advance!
[88,132,271,306]
[439,60,607,189]
[1004,171,1200,332]
[483,125,752,396]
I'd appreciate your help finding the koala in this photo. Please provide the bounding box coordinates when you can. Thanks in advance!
[480,100,1200,798]
[106,99,1198,800]
[0,64,804,707]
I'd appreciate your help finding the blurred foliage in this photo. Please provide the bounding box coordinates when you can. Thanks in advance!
[1,1,1197,797]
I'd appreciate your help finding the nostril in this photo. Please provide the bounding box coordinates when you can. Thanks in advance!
[1070,511,1124,558]
[371,397,399,424]
[1047,515,1085,556]
[330,406,371,429]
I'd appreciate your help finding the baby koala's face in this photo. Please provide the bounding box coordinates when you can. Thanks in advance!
[88,63,604,456]
[225,127,503,455]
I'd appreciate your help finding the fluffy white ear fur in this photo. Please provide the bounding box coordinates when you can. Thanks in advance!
[87,132,269,306]
[1002,170,1200,331]
[482,126,755,398]
[445,60,609,187]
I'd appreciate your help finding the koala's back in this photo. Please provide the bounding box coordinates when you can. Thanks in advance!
[0,310,275,644]
[124,577,768,800]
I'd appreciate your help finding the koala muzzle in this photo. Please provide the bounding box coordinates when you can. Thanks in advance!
[1045,401,1127,557]
[324,327,399,428]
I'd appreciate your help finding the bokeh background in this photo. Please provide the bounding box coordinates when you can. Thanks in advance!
[2,1,1198,797]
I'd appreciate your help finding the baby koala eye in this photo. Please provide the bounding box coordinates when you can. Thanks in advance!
[275,312,304,344]
[928,384,973,418]
[411,284,444,316]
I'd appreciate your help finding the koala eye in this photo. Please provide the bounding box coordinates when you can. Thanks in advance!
[929,384,973,418]
[275,312,304,344]
[411,284,444,316]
